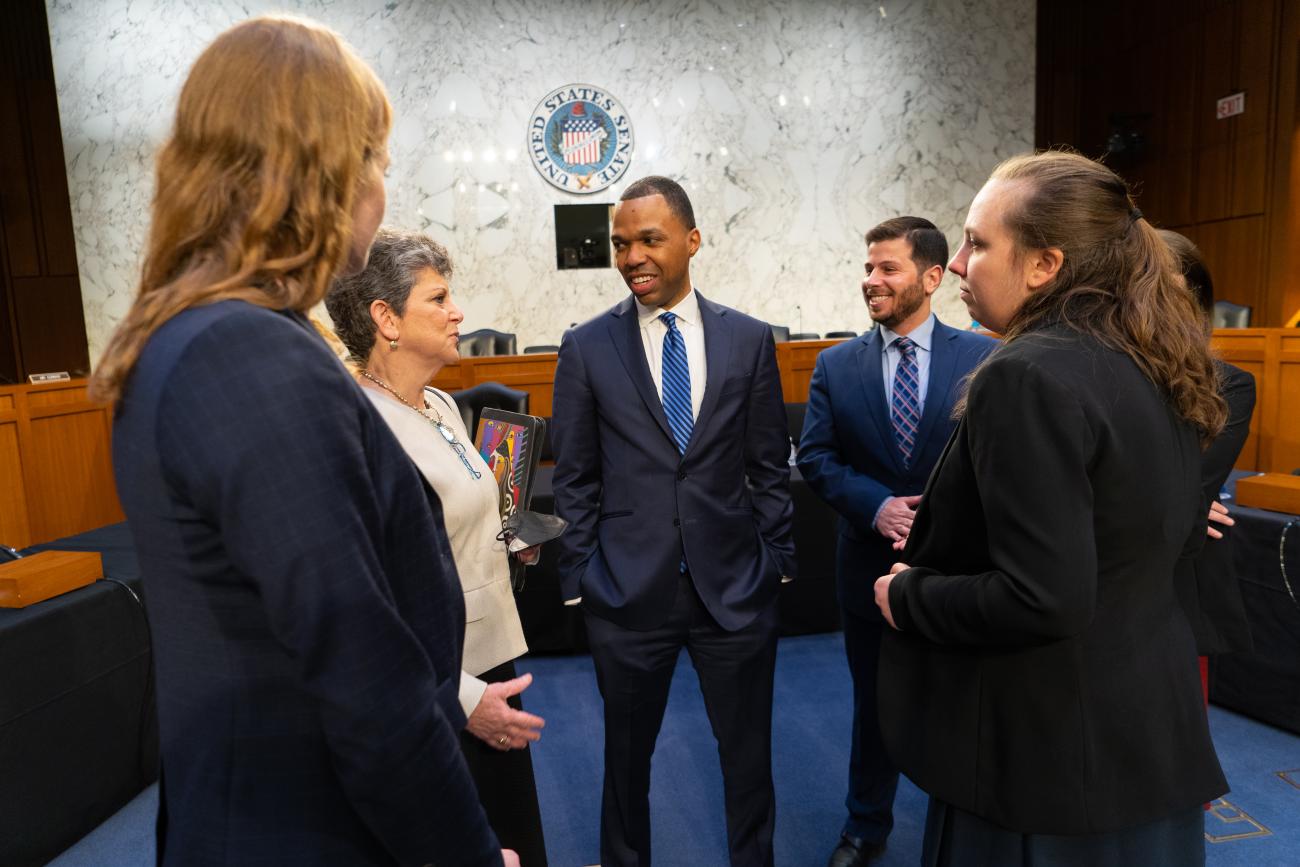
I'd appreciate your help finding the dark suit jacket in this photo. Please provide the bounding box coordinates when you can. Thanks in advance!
[112,301,500,866]
[879,324,1228,835]
[1176,360,1256,654]
[796,320,994,616]
[550,292,796,631]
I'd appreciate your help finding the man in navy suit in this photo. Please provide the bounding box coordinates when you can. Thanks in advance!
[797,217,994,866]
[551,176,796,867]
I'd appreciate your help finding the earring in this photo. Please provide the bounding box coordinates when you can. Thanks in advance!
[389,338,399,350]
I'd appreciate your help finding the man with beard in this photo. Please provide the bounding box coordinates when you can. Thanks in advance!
[797,216,994,866]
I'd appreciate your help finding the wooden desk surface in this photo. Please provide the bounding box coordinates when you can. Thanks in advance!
[3,328,1293,549]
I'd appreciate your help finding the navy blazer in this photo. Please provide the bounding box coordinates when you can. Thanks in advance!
[551,292,796,632]
[797,320,994,615]
[113,301,500,866]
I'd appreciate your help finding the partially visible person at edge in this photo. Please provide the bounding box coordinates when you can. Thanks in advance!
[327,228,549,865]
[874,150,1229,866]
[1159,229,1257,703]
[91,16,515,867]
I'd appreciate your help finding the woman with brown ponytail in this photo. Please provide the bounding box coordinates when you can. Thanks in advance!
[93,16,513,867]
[873,151,1228,865]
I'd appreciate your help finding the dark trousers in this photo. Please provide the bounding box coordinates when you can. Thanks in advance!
[459,660,549,866]
[842,605,899,845]
[584,571,779,867]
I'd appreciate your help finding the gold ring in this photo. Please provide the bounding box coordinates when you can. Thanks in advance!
[498,735,508,746]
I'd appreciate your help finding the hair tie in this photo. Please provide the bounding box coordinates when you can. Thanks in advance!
[1129,207,1143,223]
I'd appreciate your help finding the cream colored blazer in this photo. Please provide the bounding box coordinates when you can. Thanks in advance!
[363,385,529,717]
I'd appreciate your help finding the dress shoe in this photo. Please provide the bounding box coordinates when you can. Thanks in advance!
[827,833,886,867]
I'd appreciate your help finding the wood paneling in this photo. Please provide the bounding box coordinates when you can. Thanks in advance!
[0,0,91,381]
[1212,328,1300,474]
[776,339,844,404]
[24,410,119,542]
[1231,132,1271,216]
[1184,215,1268,312]
[24,77,79,276]
[1038,0,1296,324]
[0,78,40,279]
[1266,0,1300,327]
[428,341,861,425]
[421,334,1299,475]
[430,353,562,419]
[2,332,1295,550]
[0,379,122,549]
[0,419,30,548]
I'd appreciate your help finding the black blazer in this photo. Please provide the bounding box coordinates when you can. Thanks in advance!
[797,321,994,616]
[879,324,1228,835]
[551,292,795,631]
[113,302,500,866]
[1175,360,1256,654]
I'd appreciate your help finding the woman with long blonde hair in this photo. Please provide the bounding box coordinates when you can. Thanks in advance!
[98,17,513,866]
[874,151,1228,865]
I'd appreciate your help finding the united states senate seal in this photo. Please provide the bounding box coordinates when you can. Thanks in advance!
[527,84,634,194]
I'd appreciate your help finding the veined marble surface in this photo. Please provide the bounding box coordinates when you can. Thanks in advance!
[48,0,1034,361]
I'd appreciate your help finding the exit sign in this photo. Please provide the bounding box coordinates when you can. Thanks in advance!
[1216,92,1246,119]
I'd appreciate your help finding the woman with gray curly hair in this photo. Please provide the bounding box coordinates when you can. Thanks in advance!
[327,228,548,865]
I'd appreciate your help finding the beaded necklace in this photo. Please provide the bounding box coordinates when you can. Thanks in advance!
[360,370,482,481]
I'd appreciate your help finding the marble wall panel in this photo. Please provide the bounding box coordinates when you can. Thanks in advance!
[47,0,1034,361]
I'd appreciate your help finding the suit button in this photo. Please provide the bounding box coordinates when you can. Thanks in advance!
[677,469,687,480]
[673,518,680,527]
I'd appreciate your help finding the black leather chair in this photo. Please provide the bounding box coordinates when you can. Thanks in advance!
[1212,301,1251,329]
[458,329,517,357]
[523,345,560,354]
[789,332,820,341]
[539,418,556,462]
[770,324,791,343]
[825,330,857,339]
[450,382,528,439]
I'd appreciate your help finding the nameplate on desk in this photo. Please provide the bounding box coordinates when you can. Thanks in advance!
[28,371,71,383]
[0,551,102,608]
[1235,473,1300,515]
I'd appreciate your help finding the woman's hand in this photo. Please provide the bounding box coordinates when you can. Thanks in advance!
[512,545,542,565]
[465,673,545,751]
[1206,500,1233,540]
[874,562,910,630]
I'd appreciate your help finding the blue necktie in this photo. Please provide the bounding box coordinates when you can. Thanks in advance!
[659,312,694,454]
[891,336,921,468]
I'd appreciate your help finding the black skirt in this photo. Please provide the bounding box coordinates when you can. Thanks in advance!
[922,797,1204,867]
[459,659,549,866]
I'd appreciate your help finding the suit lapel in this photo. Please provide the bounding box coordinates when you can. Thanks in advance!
[912,320,959,460]
[859,328,905,474]
[608,296,676,445]
[688,292,733,456]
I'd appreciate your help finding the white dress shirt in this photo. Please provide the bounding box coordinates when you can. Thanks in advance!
[636,287,707,419]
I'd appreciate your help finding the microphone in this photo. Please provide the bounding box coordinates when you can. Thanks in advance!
[795,305,803,334]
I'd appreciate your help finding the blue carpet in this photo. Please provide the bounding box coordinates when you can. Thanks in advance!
[52,632,1300,866]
